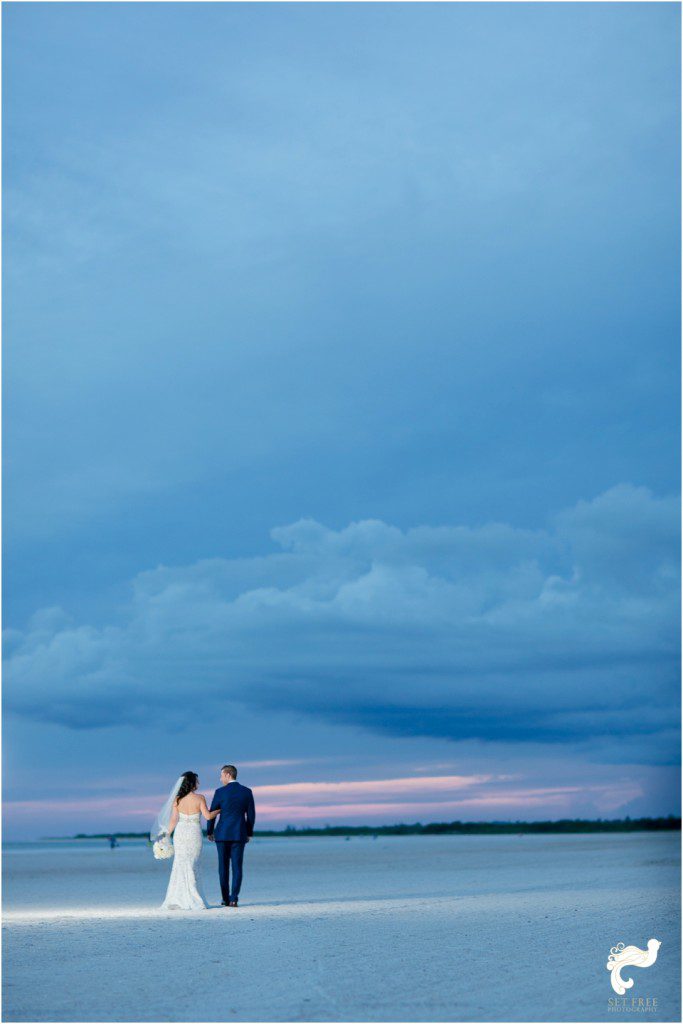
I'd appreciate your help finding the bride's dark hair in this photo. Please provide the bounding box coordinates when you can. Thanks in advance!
[175,771,199,804]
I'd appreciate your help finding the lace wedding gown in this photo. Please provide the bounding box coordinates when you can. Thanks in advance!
[160,811,208,910]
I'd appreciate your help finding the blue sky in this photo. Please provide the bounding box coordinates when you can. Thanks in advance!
[3,2,680,838]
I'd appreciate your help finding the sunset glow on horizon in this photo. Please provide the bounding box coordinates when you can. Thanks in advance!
[4,771,647,836]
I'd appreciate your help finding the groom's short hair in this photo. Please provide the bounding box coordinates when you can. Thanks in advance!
[222,765,237,779]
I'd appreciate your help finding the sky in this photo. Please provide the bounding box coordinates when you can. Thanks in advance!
[3,2,680,839]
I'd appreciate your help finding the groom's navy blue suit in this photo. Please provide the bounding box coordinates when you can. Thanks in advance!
[207,781,256,903]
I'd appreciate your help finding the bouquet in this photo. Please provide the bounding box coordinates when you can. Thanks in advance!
[153,834,174,860]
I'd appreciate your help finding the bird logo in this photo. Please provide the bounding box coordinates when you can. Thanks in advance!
[606,939,661,994]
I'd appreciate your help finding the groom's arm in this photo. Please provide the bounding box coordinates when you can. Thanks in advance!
[207,790,220,839]
[246,789,255,839]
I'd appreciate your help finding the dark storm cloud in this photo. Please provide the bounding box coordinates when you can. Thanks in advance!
[5,484,679,763]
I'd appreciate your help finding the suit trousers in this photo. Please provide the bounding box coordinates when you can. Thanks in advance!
[216,840,246,901]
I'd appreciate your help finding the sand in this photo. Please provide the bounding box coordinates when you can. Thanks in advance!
[2,831,680,1022]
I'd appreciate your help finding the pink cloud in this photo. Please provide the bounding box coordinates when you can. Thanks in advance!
[3,775,643,825]
[251,773,504,800]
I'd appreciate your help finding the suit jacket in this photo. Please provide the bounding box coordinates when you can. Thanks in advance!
[207,781,256,842]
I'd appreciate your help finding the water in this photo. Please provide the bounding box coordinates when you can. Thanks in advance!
[4,840,149,852]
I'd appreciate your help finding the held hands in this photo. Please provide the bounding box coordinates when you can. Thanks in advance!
[208,834,216,842]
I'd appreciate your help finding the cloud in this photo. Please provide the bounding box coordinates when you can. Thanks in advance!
[4,772,644,827]
[4,3,678,555]
[4,483,679,763]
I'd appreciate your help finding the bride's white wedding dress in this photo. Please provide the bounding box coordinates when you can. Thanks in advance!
[161,811,208,910]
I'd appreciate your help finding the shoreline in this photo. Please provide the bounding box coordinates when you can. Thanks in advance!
[34,814,681,841]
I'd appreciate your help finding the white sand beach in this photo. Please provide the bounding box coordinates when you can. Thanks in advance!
[3,831,680,1022]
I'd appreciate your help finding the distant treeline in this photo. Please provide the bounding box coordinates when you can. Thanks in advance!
[253,816,681,836]
[63,815,681,840]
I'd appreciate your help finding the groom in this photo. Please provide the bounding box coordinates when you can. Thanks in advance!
[207,765,256,907]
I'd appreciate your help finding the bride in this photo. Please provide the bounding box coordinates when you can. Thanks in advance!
[152,771,220,910]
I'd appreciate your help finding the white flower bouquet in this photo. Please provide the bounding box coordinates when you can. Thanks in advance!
[153,834,174,860]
